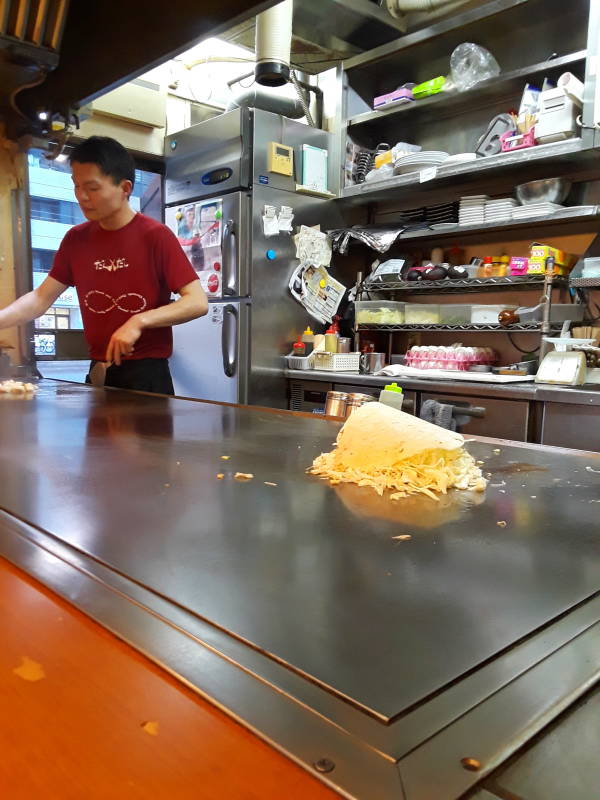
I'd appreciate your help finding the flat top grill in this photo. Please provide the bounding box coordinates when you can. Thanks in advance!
[0,381,598,722]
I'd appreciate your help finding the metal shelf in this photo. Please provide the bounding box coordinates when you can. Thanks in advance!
[362,275,568,294]
[569,277,600,289]
[343,0,529,70]
[348,51,586,129]
[357,323,563,333]
[341,139,589,204]
[380,207,598,245]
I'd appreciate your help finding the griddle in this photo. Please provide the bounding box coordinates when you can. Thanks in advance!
[0,381,598,799]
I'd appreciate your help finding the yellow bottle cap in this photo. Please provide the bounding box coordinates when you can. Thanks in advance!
[303,327,314,335]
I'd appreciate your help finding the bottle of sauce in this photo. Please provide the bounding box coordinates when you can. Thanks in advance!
[324,324,338,353]
[293,336,306,357]
[379,382,404,410]
[479,256,494,278]
[301,326,314,356]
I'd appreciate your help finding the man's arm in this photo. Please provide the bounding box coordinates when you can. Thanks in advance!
[0,277,68,329]
[106,279,208,365]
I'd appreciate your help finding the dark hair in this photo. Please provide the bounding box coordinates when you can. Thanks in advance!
[69,136,135,188]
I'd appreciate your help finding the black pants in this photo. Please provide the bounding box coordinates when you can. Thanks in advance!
[87,358,174,395]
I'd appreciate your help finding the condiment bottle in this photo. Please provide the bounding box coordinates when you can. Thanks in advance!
[301,326,314,356]
[379,382,404,411]
[324,324,338,353]
[479,256,494,278]
[293,336,306,357]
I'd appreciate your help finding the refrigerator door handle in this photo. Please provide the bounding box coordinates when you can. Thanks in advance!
[222,219,238,296]
[222,304,238,378]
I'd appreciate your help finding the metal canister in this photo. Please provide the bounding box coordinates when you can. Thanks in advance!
[338,337,351,353]
[345,393,376,417]
[325,391,348,418]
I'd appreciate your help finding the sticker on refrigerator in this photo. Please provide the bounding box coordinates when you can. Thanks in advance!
[210,305,224,324]
[168,200,223,296]
[259,175,269,185]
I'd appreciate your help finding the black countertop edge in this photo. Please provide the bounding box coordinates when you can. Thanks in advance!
[284,369,600,406]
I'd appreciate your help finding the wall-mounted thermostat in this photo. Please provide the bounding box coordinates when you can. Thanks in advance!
[267,142,294,176]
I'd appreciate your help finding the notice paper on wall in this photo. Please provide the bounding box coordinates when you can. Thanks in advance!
[263,205,279,236]
[293,225,332,267]
[288,261,346,325]
[278,205,294,232]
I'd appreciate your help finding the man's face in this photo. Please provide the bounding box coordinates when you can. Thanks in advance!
[71,162,131,223]
[199,206,216,233]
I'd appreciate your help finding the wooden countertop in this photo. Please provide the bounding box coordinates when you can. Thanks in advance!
[0,556,337,800]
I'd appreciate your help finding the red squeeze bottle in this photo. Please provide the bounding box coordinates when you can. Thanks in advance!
[293,336,306,357]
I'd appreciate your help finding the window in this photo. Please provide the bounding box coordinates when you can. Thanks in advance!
[32,249,55,273]
[30,197,85,225]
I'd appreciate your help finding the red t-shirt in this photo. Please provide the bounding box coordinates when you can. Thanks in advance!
[50,213,198,361]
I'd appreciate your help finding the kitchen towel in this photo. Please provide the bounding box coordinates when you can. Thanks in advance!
[420,399,470,431]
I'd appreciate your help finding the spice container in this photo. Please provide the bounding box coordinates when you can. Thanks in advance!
[345,393,376,417]
[338,337,351,353]
[325,391,348,417]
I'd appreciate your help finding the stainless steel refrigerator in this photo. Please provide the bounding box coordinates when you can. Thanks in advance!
[164,108,344,408]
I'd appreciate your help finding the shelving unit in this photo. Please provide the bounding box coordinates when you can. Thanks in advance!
[569,277,600,289]
[341,139,590,203]
[347,51,587,130]
[357,323,563,333]
[361,275,568,294]
[330,0,600,362]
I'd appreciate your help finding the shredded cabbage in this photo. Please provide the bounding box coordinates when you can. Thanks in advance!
[310,447,486,500]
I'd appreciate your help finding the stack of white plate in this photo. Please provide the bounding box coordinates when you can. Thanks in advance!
[459,195,489,226]
[512,202,564,219]
[443,152,478,165]
[394,151,449,175]
[484,197,518,223]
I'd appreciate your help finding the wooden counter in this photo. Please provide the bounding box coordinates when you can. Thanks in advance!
[0,556,337,799]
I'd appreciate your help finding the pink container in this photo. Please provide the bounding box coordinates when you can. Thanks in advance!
[500,128,536,153]
[510,257,529,276]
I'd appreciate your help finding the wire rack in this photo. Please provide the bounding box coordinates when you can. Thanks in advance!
[362,275,568,294]
[357,323,564,333]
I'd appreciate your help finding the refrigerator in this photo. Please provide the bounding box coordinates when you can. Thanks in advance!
[164,108,344,409]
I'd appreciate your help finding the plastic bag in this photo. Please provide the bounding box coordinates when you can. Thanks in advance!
[364,163,394,183]
[450,43,500,92]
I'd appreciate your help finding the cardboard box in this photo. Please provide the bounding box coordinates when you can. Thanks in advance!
[527,242,577,274]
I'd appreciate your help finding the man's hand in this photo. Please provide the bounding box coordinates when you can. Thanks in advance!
[106,316,144,366]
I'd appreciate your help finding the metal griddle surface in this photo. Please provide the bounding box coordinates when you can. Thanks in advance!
[1,381,598,720]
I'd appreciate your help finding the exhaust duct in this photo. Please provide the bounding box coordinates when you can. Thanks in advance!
[254,0,293,88]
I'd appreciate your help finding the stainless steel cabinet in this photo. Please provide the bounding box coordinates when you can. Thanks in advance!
[421,392,531,441]
[289,379,332,414]
[541,402,600,451]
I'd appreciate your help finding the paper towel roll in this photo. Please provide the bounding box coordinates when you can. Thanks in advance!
[558,72,584,105]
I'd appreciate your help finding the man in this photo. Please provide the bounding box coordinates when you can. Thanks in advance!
[0,136,208,394]
[176,203,204,272]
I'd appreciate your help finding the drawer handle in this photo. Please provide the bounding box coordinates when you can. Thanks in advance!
[450,404,486,419]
